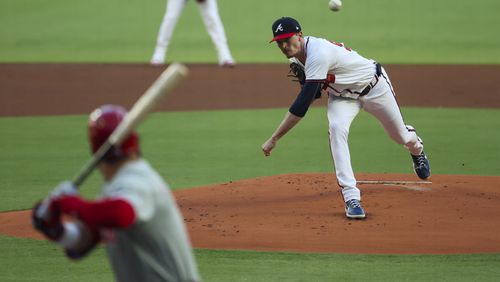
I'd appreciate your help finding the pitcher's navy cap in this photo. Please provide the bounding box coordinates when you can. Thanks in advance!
[270,17,301,42]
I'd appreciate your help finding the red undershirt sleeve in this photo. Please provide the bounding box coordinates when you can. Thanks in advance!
[53,196,136,229]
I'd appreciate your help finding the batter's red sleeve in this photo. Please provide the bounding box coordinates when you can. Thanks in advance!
[52,196,136,229]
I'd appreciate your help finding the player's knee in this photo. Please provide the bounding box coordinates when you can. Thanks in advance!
[202,17,215,26]
[329,122,349,138]
[164,15,180,22]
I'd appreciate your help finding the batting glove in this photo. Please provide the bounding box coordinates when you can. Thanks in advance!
[32,201,64,241]
[35,181,78,221]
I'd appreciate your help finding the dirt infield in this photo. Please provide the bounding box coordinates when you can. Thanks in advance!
[1,64,499,254]
[1,64,500,116]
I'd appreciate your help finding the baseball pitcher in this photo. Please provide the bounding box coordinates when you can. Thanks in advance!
[261,17,431,219]
[32,105,201,282]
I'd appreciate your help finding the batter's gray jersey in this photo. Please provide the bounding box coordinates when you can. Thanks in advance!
[101,159,200,282]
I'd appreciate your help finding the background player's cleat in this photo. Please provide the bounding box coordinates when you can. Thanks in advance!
[150,46,166,66]
[150,59,165,66]
[345,199,366,219]
[219,59,236,68]
[411,151,431,180]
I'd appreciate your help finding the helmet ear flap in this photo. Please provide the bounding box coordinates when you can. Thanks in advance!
[102,146,124,164]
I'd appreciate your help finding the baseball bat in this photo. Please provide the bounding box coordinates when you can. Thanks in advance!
[72,63,189,188]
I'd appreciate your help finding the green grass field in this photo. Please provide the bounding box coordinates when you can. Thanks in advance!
[1,0,499,281]
[2,235,500,282]
[1,108,499,211]
[1,0,499,63]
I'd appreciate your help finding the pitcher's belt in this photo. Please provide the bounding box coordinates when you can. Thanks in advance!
[358,62,382,96]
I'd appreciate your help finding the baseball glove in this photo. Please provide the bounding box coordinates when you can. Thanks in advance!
[288,62,306,85]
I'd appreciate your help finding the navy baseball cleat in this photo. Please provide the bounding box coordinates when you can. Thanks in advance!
[411,151,431,180]
[345,199,366,219]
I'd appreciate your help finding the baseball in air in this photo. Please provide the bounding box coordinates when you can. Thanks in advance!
[328,0,342,11]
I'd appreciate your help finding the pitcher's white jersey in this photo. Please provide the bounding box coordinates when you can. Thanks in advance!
[101,159,200,282]
[290,36,376,94]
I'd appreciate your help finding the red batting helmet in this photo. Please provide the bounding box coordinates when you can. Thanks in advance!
[88,104,140,162]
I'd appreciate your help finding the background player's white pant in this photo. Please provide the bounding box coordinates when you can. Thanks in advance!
[152,0,234,65]
[327,67,423,202]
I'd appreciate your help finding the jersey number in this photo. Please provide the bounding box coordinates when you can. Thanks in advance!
[330,41,352,52]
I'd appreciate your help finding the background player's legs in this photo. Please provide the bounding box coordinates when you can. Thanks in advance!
[361,70,423,156]
[197,0,235,66]
[151,0,186,65]
[327,95,362,202]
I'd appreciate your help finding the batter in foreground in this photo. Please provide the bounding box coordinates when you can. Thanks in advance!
[261,17,431,219]
[32,105,201,282]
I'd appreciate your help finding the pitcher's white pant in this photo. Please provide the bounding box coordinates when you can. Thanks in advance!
[327,67,423,202]
[152,0,234,64]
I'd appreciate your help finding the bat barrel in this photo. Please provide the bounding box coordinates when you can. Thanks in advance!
[72,63,188,188]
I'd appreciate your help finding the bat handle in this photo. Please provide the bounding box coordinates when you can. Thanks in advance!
[72,142,113,188]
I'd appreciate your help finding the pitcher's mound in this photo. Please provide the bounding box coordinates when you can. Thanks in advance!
[177,173,500,254]
[2,173,500,254]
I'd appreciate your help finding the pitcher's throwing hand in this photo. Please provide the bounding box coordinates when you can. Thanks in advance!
[262,137,277,156]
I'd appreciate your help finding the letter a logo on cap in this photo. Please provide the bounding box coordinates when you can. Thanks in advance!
[270,17,302,43]
[275,24,283,32]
